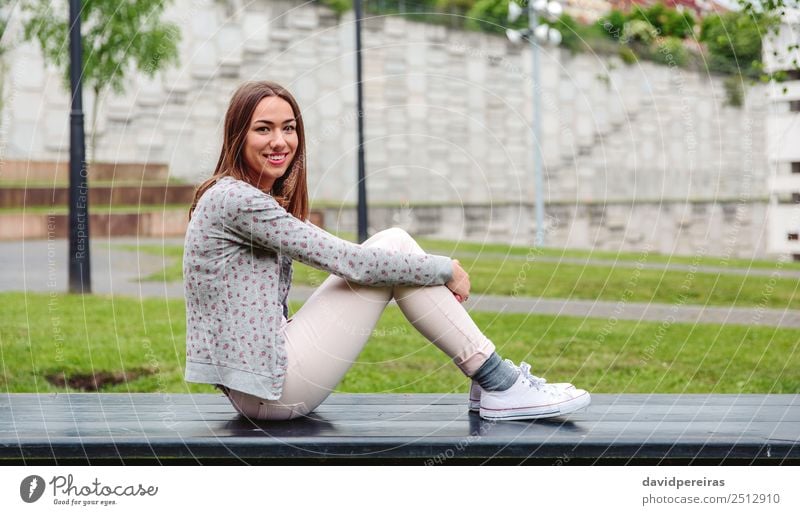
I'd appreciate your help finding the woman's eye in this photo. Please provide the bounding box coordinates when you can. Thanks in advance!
[256,126,269,133]
[284,126,295,133]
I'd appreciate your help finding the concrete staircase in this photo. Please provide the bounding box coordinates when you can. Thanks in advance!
[0,160,325,240]
[0,160,193,240]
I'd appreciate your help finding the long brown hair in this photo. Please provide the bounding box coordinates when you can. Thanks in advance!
[188,81,309,221]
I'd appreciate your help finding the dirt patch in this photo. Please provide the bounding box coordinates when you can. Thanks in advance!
[45,367,156,391]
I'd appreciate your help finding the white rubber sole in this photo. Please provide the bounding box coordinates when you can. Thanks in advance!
[469,382,577,413]
[479,391,591,421]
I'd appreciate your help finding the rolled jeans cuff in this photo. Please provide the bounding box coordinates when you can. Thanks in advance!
[453,341,496,376]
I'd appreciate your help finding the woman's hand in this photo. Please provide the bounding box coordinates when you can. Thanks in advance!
[445,259,471,303]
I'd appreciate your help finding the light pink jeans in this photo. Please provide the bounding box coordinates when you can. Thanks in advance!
[223,228,496,420]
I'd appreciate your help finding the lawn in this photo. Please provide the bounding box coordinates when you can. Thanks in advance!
[117,238,800,310]
[415,236,800,272]
[2,292,797,395]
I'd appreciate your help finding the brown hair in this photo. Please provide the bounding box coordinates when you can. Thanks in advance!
[188,81,309,221]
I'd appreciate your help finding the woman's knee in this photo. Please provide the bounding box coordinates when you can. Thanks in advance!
[259,400,310,420]
[224,388,310,421]
[364,227,419,252]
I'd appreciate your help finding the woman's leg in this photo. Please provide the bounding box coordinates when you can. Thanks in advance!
[225,227,495,420]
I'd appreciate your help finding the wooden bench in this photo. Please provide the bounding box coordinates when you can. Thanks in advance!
[1,393,798,465]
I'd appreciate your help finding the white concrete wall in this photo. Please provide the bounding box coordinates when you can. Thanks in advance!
[0,0,777,256]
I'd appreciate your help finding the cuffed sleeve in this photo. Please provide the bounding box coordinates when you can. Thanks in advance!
[432,254,454,284]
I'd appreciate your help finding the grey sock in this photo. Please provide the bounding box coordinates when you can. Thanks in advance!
[471,352,520,392]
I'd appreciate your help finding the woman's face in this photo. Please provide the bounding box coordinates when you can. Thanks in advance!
[243,96,298,191]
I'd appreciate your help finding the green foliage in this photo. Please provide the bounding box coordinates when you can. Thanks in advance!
[319,0,352,14]
[552,13,584,53]
[628,2,695,39]
[0,15,8,115]
[700,10,772,78]
[436,0,476,10]
[652,36,688,67]
[20,0,180,96]
[314,0,795,81]
[624,18,660,45]
[724,74,745,106]
[19,0,180,160]
[0,16,8,57]
[598,9,627,41]
[465,0,524,34]
[618,45,638,65]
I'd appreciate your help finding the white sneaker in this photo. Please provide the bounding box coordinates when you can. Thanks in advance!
[468,361,575,412]
[478,361,590,421]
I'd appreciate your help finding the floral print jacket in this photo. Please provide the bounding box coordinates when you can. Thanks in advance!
[183,176,454,399]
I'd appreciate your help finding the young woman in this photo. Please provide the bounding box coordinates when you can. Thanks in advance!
[183,81,590,421]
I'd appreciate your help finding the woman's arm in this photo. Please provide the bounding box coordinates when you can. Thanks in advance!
[223,188,453,287]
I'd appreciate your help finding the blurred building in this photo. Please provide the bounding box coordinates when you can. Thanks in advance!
[764,8,800,259]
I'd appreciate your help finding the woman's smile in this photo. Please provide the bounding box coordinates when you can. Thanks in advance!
[264,152,289,166]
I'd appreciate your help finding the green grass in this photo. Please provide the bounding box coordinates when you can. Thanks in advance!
[122,237,800,310]
[414,236,800,272]
[114,243,185,282]
[1,292,797,394]
[178,229,796,271]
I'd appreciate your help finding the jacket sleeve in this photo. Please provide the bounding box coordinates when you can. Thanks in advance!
[222,187,453,287]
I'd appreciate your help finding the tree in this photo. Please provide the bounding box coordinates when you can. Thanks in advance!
[628,2,695,39]
[19,0,180,161]
[599,9,627,41]
[465,0,525,34]
[0,15,9,117]
[700,10,772,77]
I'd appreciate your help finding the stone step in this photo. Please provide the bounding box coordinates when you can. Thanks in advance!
[0,184,196,208]
[0,208,325,240]
[0,160,170,183]
[0,210,189,239]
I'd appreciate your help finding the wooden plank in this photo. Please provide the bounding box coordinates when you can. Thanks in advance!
[1,418,798,438]
[3,392,797,405]
[3,402,798,418]
[3,398,799,421]
[0,393,797,464]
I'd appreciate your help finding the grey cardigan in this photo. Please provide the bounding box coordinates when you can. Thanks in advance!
[183,176,454,399]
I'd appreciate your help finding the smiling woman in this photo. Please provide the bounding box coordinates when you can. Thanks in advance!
[188,82,309,221]
[182,81,590,422]
[243,96,298,192]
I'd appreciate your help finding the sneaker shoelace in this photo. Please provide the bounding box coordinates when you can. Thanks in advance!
[506,359,553,391]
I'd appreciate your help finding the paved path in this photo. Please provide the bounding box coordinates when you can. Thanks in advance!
[1,238,797,329]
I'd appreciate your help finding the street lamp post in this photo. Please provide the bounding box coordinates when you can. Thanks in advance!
[354,0,368,243]
[507,0,562,247]
[68,0,91,293]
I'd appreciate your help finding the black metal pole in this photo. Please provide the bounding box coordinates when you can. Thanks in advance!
[354,0,368,243]
[68,0,91,293]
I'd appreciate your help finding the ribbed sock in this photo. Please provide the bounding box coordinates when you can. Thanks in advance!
[471,352,519,392]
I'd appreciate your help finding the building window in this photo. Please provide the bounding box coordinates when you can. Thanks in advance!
[792,162,800,174]
[785,69,800,81]
[791,100,800,113]
[789,233,800,241]
[793,193,800,204]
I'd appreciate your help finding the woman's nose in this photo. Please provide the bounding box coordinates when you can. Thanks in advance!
[270,133,286,149]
